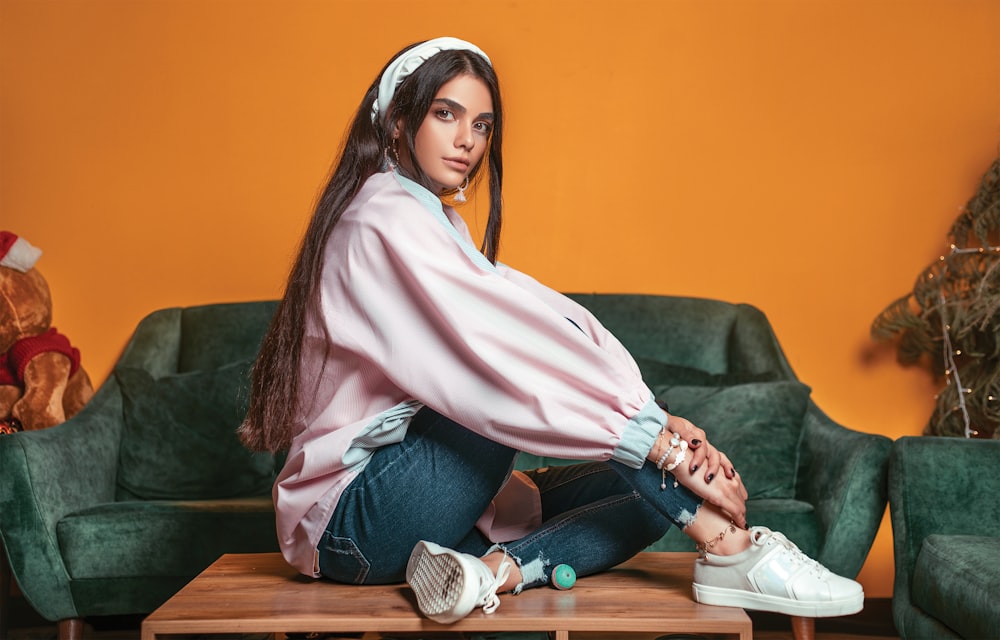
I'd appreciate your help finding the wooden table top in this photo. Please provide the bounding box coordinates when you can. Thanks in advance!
[141,552,751,640]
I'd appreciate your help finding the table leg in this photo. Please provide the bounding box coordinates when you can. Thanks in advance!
[791,615,815,640]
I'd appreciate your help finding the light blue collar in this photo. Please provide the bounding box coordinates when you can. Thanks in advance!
[392,170,496,273]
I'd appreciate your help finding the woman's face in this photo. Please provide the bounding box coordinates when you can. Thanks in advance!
[403,74,494,195]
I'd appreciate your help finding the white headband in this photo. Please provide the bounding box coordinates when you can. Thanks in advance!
[371,37,492,125]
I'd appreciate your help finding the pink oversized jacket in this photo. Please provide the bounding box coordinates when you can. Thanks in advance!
[274,170,668,576]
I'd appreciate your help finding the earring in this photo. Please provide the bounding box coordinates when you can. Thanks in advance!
[454,176,470,203]
[384,138,400,170]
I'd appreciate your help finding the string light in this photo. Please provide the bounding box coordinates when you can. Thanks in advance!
[951,245,1000,255]
[927,237,1000,439]
[938,291,975,438]
[897,159,1000,440]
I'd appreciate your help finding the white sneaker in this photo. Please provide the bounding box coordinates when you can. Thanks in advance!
[692,527,864,617]
[405,540,512,624]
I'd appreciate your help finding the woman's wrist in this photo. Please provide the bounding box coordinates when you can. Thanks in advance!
[646,427,689,490]
[649,426,666,464]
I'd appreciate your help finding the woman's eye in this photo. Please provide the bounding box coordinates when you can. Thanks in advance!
[436,110,454,120]
[474,121,492,135]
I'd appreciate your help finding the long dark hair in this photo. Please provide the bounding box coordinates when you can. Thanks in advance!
[240,42,504,452]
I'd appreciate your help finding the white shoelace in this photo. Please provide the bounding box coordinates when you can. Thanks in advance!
[479,559,512,615]
[752,527,828,576]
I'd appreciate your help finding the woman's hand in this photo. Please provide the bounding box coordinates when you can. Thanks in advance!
[671,443,748,528]
[665,415,737,483]
[651,415,748,527]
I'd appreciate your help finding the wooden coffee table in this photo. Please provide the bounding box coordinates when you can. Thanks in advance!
[141,552,751,640]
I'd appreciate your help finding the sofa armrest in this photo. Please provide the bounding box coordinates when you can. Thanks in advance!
[888,436,1000,638]
[889,437,1000,587]
[0,379,124,621]
[796,404,891,578]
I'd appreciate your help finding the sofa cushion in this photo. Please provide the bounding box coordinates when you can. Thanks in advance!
[911,534,1000,639]
[57,497,278,580]
[515,375,810,501]
[115,361,274,500]
[653,381,810,500]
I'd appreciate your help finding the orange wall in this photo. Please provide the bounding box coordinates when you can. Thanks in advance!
[3,0,999,598]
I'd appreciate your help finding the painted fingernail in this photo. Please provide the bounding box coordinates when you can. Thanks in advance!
[706,473,715,483]
[690,464,699,473]
[691,439,702,446]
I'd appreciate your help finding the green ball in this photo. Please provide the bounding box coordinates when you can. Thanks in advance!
[551,564,576,590]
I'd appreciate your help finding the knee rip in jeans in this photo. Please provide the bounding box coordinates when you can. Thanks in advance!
[677,503,701,531]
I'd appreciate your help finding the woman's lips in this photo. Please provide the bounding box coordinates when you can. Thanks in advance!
[443,157,470,172]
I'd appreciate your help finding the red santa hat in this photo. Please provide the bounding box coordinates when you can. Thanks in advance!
[0,232,42,273]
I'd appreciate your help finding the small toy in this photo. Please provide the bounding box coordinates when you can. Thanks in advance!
[550,563,576,590]
[0,232,93,431]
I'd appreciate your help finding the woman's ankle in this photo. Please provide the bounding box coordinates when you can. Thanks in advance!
[700,523,751,555]
[482,551,521,592]
[684,509,752,556]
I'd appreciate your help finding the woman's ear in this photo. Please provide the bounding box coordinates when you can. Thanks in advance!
[391,117,403,140]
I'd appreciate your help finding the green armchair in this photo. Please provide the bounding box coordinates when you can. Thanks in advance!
[1,301,282,640]
[889,436,1000,639]
[522,294,892,577]
[1,294,891,640]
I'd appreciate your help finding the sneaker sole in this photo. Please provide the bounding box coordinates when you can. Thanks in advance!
[406,541,478,624]
[692,583,864,617]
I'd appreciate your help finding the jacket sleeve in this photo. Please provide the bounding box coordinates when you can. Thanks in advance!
[322,182,663,468]
[494,263,644,380]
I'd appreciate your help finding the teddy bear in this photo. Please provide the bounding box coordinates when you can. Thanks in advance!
[0,231,94,434]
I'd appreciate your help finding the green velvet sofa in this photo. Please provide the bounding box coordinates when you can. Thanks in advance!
[1,294,891,640]
[889,436,1000,639]
[0,301,283,640]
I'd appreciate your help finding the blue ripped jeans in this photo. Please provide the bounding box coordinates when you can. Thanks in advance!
[318,407,703,591]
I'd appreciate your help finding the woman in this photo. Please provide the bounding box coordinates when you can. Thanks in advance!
[240,37,862,624]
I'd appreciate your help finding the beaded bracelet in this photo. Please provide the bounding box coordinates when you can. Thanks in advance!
[656,432,681,470]
[659,437,688,490]
[651,427,667,465]
[656,444,674,470]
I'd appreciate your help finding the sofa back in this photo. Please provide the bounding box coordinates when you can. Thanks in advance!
[116,300,279,375]
[177,301,280,372]
[120,295,786,381]
[111,300,281,502]
[566,293,792,377]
